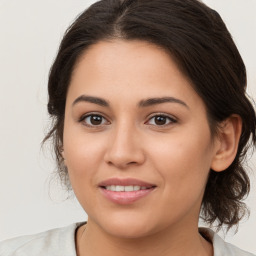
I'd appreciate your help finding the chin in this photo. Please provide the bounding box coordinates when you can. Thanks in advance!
[91,213,158,239]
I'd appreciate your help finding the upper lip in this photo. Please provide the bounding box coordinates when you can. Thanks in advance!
[98,178,156,188]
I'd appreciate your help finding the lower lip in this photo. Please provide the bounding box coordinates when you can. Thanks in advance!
[99,187,155,205]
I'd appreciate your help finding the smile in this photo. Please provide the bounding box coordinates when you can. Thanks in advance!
[104,185,150,192]
[99,178,156,204]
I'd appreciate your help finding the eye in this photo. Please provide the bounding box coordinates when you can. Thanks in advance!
[80,114,109,126]
[147,114,176,126]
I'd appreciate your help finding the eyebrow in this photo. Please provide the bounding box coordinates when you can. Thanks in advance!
[72,95,189,109]
[72,95,109,107]
[138,97,189,108]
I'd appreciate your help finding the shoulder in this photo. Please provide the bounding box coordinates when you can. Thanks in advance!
[199,228,256,256]
[0,222,83,256]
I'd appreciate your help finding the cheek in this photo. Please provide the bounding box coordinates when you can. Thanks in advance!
[63,129,106,184]
[63,134,105,211]
[148,129,213,192]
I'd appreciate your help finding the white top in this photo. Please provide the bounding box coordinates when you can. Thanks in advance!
[0,223,255,256]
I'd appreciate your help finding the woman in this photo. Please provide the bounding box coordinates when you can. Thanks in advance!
[1,0,255,255]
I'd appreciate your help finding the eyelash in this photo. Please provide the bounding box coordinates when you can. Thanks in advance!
[146,113,177,126]
[79,113,177,127]
[79,113,109,127]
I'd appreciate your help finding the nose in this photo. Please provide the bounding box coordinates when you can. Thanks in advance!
[104,123,145,169]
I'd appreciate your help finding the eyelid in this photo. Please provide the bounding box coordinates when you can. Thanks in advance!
[145,113,177,126]
[78,111,177,127]
[79,112,111,127]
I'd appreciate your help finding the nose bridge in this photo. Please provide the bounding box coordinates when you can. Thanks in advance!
[104,118,145,168]
[114,120,137,151]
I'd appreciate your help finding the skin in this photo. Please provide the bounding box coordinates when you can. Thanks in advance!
[62,40,241,256]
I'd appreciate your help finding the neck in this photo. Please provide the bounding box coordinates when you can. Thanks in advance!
[76,221,213,256]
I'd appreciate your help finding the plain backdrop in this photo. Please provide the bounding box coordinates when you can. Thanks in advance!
[0,0,255,254]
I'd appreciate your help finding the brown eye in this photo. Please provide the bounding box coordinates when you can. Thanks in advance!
[91,115,103,125]
[147,115,176,126]
[155,116,167,125]
[83,114,108,126]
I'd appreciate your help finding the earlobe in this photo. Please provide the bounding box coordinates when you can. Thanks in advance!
[211,115,242,172]
[61,148,66,164]
[60,147,65,158]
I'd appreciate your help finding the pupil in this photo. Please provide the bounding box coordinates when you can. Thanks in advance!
[91,115,102,125]
[155,116,166,125]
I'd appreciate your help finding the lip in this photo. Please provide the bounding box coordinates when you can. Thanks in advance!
[98,178,156,187]
[98,178,156,205]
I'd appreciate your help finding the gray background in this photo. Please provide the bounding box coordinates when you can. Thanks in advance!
[0,0,255,253]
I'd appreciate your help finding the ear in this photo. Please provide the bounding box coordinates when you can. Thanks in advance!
[211,115,242,172]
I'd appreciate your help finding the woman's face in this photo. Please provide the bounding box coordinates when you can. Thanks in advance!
[63,40,219,238]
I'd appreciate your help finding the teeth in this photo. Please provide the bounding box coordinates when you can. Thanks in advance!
[116,185,124,192]
[133,185,140,191]
[125,185,133,192]
[105,185,149,192]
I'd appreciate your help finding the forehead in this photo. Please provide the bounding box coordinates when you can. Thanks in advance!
[72,39,177,82]
[67,39,204,111]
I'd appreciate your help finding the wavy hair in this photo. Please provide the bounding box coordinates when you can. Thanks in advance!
[44,0,256,230]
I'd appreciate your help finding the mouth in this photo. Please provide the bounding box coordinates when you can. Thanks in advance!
[98,178,156,204]
[101,185,155,192]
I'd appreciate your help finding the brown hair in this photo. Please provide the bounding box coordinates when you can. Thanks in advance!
[44,0,256,230]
